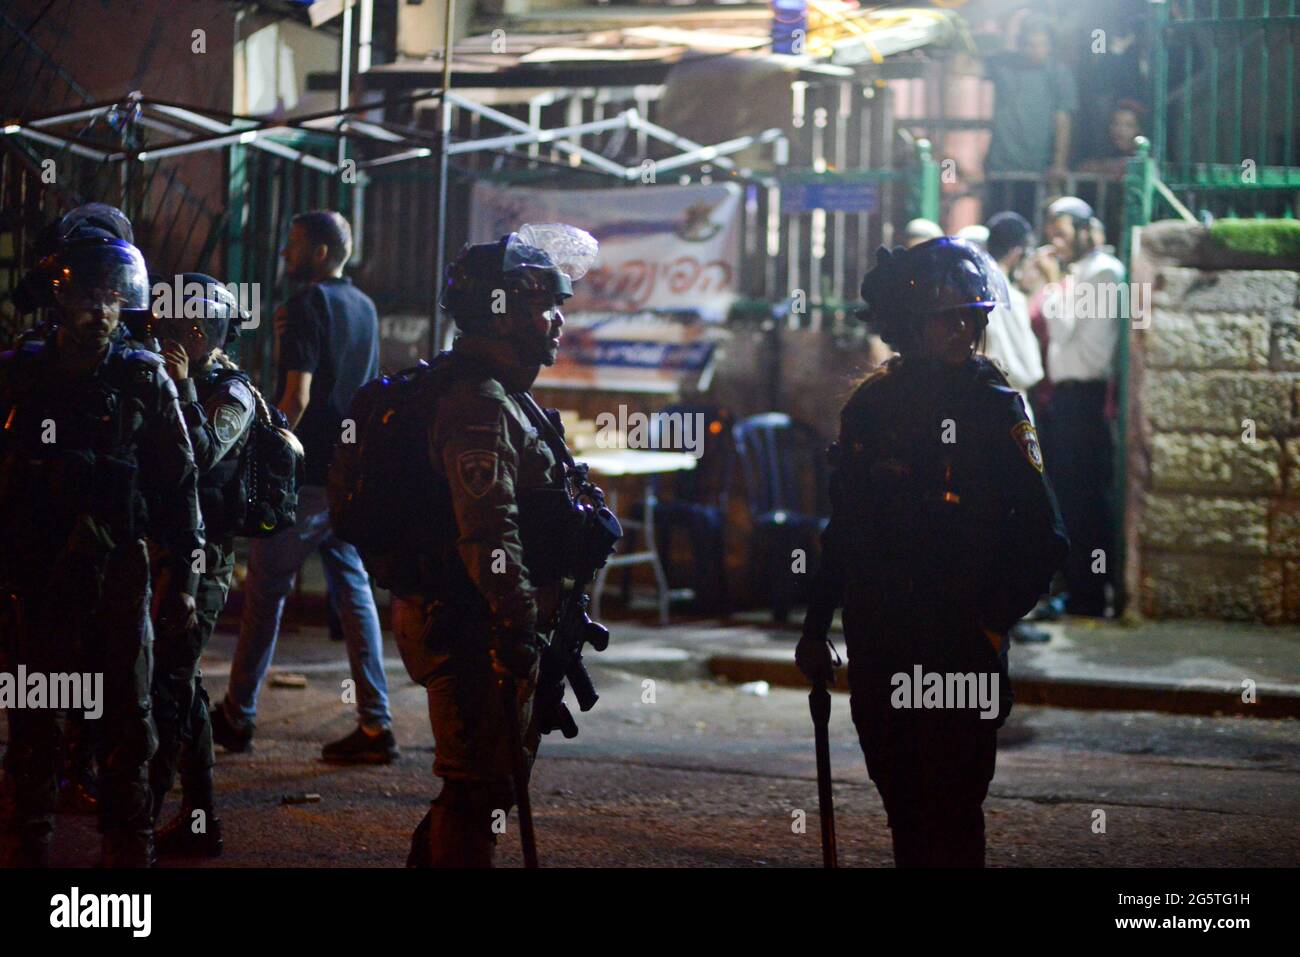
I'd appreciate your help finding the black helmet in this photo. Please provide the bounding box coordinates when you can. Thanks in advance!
[48,236,151,318]
[152,272,245,356]
[441,223,597,326]
[858,236,1006,348]
[56,202,135,245]
[13,203,137,315]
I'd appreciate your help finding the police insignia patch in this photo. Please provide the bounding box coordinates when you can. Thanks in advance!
[214,405,244,445]
[457,450,499,498]
[1011,420,1043,474]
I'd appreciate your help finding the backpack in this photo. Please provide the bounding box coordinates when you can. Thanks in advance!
[220,370,304,538]
[327,354,455,593]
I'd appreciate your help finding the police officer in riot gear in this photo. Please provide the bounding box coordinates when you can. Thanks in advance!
[147,274,256,857]
[394,224,598,867]
[3,204,143,825]
[0,233,203,867]
[796,237,1068,867]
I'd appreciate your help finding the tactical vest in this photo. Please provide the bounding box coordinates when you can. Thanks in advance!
[836,357,1013,609]
[0,340,157,574]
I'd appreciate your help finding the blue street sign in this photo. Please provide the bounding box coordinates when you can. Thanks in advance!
[781,181,878,214]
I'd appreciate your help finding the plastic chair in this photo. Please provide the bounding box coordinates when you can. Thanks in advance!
[624,404,734,614]
[731,412,830,623]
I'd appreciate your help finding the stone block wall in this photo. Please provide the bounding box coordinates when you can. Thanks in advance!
[1127,222,1300,621]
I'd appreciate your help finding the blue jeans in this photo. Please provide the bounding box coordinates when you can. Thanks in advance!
[226,485,391,730]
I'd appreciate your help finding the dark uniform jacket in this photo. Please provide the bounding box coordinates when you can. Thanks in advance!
[806,354,1068,647]
[0,336,205,596]
[426,336,567,635]
[175,366,255,542]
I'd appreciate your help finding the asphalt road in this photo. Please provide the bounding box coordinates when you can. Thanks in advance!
[22,625,1300,868]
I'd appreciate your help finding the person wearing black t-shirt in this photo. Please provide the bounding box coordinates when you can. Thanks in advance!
[213,211,397,764]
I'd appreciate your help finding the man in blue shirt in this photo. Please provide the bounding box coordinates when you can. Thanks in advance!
[214,210,397,763]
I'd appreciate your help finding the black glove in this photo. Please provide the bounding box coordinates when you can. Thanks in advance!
[796,605,841,687]
[489,627,540,683]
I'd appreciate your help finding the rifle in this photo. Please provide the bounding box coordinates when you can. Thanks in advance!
[514,393,622,739]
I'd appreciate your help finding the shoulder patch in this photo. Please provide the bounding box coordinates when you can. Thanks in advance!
[214,404,248,445]
[1011,420,1044,474]
[456,449,499,499]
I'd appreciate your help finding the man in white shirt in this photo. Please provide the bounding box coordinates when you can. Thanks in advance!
[981,212,1045,422]
[1035,198,1124,617]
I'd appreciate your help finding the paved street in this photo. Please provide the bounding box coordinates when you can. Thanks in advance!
[19,623,1300,869]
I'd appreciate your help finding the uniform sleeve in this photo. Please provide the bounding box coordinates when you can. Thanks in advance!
[279,291,323,376]
[981,392,1069,632]
[137,358,206,596]
[432,384,538,634]
[176,377,255,474]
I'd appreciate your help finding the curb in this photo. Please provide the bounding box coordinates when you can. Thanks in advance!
[705,654,1300,720]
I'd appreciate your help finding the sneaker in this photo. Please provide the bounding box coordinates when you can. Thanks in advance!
[156,809,223,859]
[321,726,400,765]
[1010,621,1051,644]
[211,702,255,754]
[1027,595,1066,622]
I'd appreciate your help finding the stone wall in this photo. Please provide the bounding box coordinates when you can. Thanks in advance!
[1127,222,1300,622]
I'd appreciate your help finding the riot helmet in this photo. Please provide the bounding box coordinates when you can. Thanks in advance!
[13,203,136,315]
[858,236,1008,353]
[43,236,150,349]
[56,202,135,245]
[441,222,598,328]
[49,237,150,316]
[153,272,245,363]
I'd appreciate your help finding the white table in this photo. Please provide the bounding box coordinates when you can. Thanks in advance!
[578,449,697,625]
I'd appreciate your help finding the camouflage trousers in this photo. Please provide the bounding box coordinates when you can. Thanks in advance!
[3,534,156,858]
[149,541,235,810]
[391,594,540,867]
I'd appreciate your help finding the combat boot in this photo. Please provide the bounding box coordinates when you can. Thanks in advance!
[425,805,495,868]
[155,808,223,858]
[407,793,496,868]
